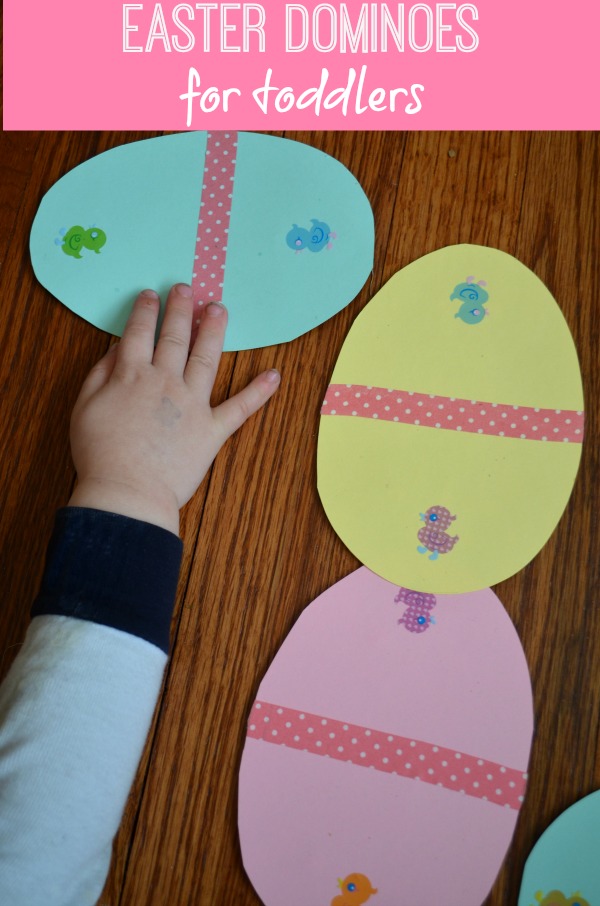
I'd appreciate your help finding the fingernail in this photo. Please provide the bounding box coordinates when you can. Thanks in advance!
[175,283,192,298]
[141,288,158,298]
[265,368,280,383]
[206,302,226,317]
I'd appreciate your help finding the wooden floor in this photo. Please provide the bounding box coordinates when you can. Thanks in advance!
[0,132,598,906]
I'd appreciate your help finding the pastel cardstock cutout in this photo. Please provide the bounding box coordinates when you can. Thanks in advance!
[239,567,533,906]
[518,791,600,906]
[30,131,374,351]
[317,245,584,593]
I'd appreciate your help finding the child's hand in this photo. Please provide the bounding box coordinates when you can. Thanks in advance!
[68,285,280,534]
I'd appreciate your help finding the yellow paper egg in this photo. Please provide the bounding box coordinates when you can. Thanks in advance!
[317,245,584,592]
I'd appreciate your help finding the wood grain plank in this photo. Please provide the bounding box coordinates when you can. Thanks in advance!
[0,134,109,665]
[487,132,600,906]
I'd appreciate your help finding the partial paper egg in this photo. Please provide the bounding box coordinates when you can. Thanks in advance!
[517,791,600,906]
[239,567,533,906]
[30,131,374,350]
[317,245,584,592]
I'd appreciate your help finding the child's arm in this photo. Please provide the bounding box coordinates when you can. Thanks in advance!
[0,285,280,906]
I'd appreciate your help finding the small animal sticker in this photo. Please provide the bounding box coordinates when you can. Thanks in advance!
[56,225,107,259]
[417,506,459,560]
[451,276,489,324]
[331,873,378,906]
[395,587,437,632]
[533,892,590,906]
[286,218,336,253]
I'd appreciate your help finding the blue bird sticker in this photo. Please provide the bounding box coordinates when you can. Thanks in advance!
[450,276,489,323]
[286,219,336,253]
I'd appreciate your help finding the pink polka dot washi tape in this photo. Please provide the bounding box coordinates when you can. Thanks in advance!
[189,131,238,341]
[239,567,534,906]
[317,245,585,593]
[247,700,527,810]
[322,385,584,444]
[30,131,374,350]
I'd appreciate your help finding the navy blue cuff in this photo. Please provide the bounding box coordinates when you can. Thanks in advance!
[31,508,183,654]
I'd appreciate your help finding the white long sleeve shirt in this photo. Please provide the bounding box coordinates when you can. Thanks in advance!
[0,508,183,906]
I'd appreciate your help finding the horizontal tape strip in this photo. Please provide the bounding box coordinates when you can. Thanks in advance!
[247,700,527,810]
[321,384,584,443]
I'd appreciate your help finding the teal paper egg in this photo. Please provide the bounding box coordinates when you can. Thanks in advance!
[30,132,374,350]
[518,791,600,906]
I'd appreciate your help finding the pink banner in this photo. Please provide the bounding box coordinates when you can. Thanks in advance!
[4,1,599,130]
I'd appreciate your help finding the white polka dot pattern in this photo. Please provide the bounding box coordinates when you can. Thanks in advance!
[248,701,527,810]
[321,384,584,443]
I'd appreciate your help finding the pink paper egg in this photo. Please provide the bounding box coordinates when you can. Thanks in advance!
[239,567,533,906]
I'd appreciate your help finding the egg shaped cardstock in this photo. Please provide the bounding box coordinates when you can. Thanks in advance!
[517,791,600,906]
[317,245,584,593]
[239,567,533,906]
[30,132,374,351]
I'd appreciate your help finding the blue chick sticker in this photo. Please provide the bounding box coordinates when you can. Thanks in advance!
[451,276,489,324]
[286,219,336,253]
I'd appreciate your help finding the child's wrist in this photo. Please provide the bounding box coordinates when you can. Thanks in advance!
[67,476,180,536]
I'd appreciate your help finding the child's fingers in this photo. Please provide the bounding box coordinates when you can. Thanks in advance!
[116,290,160,369]
[184,302,228,396]
[153,284,194,373]
[189,300,205,348]
[213,369,281,440]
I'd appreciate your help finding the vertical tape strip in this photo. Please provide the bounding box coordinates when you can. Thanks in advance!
[191,131,238,342]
